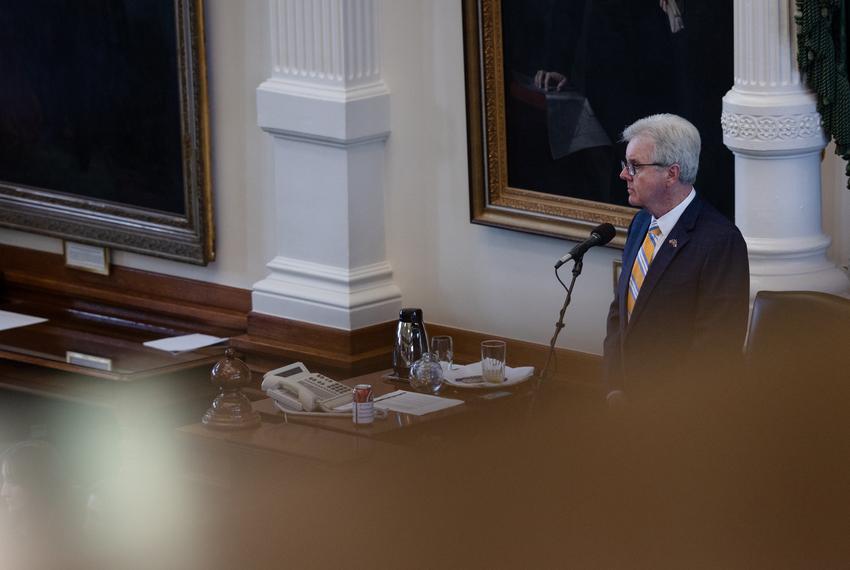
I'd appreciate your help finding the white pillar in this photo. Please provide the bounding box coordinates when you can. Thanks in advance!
[253,0,401,330]
[722,0,849,295]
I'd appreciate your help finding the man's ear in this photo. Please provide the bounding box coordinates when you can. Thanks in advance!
[666,163,681,186]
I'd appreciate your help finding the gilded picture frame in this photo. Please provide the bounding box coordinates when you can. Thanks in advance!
[462,0,735,247]
[0,0,214,265]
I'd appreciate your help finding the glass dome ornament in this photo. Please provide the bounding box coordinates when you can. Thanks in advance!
[409,352,444,394]
[202,348,261,429]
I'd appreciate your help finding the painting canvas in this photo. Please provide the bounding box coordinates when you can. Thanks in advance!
[0,0,213,264]
[464,0,734,245]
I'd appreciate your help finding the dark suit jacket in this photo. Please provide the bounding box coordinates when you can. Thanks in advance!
[603,195,750,397]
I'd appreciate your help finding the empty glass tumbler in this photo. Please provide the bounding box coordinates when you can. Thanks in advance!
[431,335,454,372]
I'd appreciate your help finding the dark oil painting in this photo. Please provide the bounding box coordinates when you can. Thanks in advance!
[0,0,185,215]
[500,0,735,219]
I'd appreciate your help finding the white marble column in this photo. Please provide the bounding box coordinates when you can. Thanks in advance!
[722,0,849,295]
[253,0,401,330]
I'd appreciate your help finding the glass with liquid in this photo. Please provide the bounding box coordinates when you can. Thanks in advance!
[480,340,506,383]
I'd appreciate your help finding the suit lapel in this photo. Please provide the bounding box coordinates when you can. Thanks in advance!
[626,197,703,331]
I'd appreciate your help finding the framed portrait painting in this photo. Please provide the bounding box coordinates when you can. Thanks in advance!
[463,0,734,246]
[0,0,213,265]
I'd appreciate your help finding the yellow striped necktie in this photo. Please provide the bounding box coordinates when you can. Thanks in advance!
[627,223,663,318]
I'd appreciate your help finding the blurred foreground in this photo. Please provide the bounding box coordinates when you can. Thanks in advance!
[2,369,850,569]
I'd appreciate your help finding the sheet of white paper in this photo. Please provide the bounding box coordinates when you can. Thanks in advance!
[143,333,227,353]
[0,310,47,332]
[372,390,464,416]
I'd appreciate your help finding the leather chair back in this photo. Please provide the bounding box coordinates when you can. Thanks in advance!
[746,290,850,387]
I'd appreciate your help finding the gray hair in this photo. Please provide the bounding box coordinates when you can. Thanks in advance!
[622,114,701,185]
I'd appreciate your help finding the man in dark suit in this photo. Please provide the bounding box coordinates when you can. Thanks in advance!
[603,114,749,402]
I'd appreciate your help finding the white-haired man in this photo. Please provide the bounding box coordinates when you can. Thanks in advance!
[604,114,750,402]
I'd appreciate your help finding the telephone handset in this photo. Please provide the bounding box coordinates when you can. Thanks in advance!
[261,362,353,413]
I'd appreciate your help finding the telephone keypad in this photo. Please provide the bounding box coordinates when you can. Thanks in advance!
[297,374,353,402]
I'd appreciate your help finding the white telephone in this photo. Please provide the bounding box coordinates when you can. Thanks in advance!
[261,362,353,413]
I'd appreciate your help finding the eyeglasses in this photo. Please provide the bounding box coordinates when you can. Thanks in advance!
[620,159,666,177]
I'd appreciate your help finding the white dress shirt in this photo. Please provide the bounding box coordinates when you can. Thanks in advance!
[648,188,696,257]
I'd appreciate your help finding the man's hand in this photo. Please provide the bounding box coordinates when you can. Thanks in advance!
[534,70,567,92]
[660,0,684,33]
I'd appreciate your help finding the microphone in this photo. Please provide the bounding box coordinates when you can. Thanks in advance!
[554,223,616,269]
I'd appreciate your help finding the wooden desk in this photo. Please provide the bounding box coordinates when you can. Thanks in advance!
[179,369,543,451]
[175,368,603,494]
[251,370,535,439]
[0,298,222,381]
[0,291,232,433]
[171,372,615,569]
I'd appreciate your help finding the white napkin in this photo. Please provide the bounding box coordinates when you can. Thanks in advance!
[443,361,534,384]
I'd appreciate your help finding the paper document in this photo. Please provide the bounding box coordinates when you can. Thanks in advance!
[0,310,47,332]
[373,390,464,416]
[143,333,228,353]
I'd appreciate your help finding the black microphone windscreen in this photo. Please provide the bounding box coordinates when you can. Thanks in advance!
[591,223,616,245]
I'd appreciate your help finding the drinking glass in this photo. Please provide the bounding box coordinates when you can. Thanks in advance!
[431,335,454,372]
[481,340,506,383]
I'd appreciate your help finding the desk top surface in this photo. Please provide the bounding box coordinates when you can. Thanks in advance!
[178,369,602,463]
[256,370,534,435]
[0,298,221,381]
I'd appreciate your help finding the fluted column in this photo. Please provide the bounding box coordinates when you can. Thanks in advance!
[722,0,848,295]
[253,0,401,330]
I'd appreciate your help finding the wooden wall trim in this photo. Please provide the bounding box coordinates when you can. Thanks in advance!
[0,244,250,336]
[232,313,396,378]
[244,313,394,355]
[0,244,601,387]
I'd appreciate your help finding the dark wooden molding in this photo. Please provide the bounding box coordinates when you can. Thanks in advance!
[0,244,249,336]
[0,244,249,380]
[0,244,602,388]
[231,313,396,379]
[244,312,394,355]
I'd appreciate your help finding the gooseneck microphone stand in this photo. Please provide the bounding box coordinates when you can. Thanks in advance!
[540,256,585,379]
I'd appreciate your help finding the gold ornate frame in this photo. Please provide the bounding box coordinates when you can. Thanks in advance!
[0,0,214,265]
[462,0,634,246]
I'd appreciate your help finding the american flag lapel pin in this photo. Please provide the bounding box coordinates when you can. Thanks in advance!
[668,239,678,248]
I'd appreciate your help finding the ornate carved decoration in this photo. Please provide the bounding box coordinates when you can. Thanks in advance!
[721,111,823,141]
